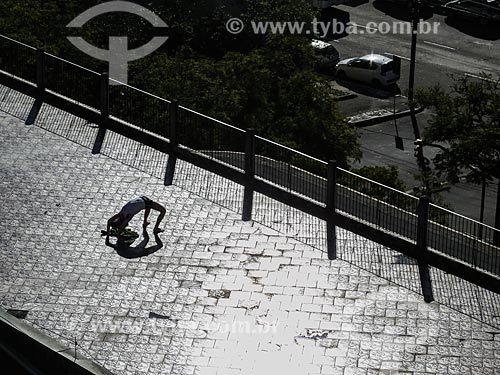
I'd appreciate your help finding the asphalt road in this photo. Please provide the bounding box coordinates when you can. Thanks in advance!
[322,1,500,227]
[353,110,500,227]
[324,0,500,116]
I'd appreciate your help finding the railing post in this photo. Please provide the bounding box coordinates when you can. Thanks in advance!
[417,196,434,302]
[242,128,256,221]
[494,180,500,247]
[164,100,179,186]
[26,48,46,125]
[92,73,109,154]
[100,72,109,120]
[36,48,45,94]
[327,160,337,260]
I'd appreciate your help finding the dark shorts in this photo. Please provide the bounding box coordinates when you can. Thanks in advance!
[141,196,154,209]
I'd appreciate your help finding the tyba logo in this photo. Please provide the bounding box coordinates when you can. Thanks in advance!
[67,1,168,85]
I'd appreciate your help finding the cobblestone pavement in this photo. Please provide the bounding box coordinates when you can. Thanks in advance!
[0,87,499,375]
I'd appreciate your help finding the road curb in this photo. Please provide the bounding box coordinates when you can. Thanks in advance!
[349,106,425,128]
[334,93,358,102]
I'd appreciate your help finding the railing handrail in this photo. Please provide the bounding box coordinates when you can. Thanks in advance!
[338,167,420,201]
[109,77,172,104]
[179,105,246,134]
[255,135,329,165]
[0,34,36,50]
[45,52,100,76]
[428,214,499,248]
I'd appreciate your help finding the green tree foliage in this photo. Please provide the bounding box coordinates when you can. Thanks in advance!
[416,74,500,184]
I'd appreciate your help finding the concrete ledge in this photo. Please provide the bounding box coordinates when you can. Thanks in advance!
[349,106,425,127]
[0,308,114,375]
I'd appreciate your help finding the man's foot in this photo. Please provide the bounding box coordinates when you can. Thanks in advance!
[153,227,164,233]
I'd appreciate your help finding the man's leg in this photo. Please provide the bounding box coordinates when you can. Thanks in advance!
[119,214,133,232]
[151,202,166,233]
[143,208,151,228]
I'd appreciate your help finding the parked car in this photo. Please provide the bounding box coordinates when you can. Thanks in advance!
[311,39,340,72]
[335,54,400,87]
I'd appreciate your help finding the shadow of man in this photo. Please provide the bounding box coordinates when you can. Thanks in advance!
[105,230,163,259]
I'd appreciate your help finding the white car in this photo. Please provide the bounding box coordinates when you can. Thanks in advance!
[335,54,400,87]
[311,39,340,71]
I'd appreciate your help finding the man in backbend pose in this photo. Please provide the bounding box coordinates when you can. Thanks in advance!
[105,196,166,235]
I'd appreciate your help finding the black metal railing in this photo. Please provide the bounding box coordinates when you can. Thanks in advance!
[109,77,171,139]
[254,136,328,204]
[1,33,499,327]
[44,53,101,110]
[428,204,500,275]
[177,106,246,171]
[0,35,37,83]
[337,169,420,243]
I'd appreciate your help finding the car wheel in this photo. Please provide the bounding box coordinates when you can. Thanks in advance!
[337,70,347,80]
[372,78,382,88]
